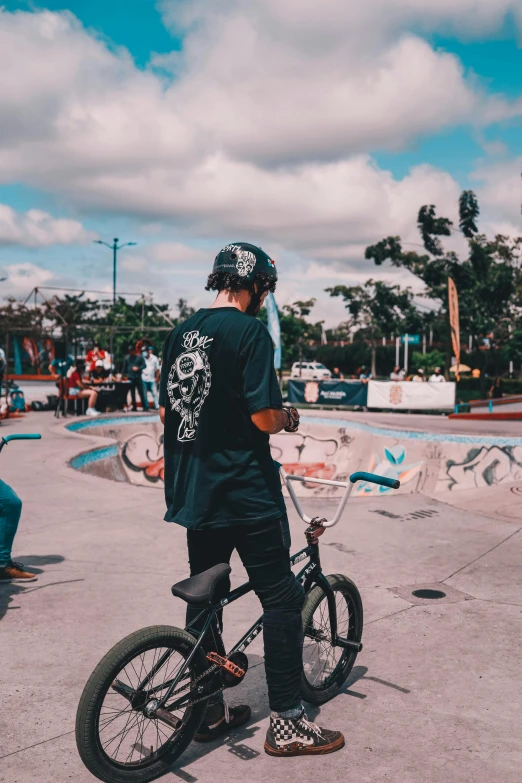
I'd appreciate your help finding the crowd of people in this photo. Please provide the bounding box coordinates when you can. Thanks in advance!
[389,365,446,382]
[48,341,161,417]
[329,365,446,383]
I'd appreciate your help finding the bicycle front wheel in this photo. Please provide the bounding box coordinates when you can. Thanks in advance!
[301,574,363,705]
[76,625,208,783]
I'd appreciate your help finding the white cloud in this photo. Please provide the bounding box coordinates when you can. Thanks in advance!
[0,261,54,296]
[0,203,95,247]
[160,0,522,45]
[0,2,520,308]
[471,158,521,224]
[149,242,210,265]
[0,7,519,201]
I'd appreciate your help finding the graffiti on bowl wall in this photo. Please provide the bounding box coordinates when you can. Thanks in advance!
[444,445,522,490]
[354,444,423,496]
[121,433,165,483]
[270,431,342,487]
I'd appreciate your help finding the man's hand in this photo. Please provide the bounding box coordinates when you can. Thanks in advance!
[251,407,299,434]
[159,406,165,424]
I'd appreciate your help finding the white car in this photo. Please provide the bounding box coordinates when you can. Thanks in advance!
[290,362,332,380]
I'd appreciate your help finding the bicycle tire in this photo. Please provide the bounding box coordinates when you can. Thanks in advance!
[301,574,363,705]
[76,625,208,783]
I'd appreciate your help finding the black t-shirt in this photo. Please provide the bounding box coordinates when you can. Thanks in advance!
[159,307,285,529]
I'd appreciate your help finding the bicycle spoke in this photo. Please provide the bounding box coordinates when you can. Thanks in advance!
[95,641,194,768]
[303,587,356,691]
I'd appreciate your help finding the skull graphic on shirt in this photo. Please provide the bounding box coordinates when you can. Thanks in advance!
[167,332,212,441]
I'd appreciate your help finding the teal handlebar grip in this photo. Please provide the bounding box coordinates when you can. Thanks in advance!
[349,471,400,490]
[2,434,42,442]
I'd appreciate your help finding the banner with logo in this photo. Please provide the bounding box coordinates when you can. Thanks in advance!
[265,292,281,370]
[288,380,368,406]
[448,278,460,381]
[367,380,456,410]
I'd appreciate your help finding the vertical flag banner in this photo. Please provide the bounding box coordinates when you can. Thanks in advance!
[13,335,22,376]
[265,292,282,370]
[448,278,460,382]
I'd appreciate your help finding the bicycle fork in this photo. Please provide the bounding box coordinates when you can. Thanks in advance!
[313,571,363,654]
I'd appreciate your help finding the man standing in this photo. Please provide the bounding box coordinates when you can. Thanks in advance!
[0,347,5,394]
[159,243,344,756]
[429,367,446,382]
[122,345,147,412]
[331,366,344,380]
[142,346,160,410]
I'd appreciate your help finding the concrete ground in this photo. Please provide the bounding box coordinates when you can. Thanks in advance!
[1,411,521,783]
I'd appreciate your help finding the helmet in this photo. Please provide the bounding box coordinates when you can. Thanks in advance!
[212,242,277,283]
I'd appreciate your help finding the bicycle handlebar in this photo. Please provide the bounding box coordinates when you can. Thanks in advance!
[349,471,400,490]
[1,434,42,443]
[275,461,400,528]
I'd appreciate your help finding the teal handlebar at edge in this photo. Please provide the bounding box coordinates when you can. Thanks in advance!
[2,434,42,442]
[349,471,400,490]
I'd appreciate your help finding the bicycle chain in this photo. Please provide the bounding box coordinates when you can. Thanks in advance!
[161,663,223,710]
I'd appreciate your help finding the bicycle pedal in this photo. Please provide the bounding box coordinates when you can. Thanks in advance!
[206,652,246,679]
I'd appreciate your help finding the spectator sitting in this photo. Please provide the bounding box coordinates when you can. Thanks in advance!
[390,365,405,381]
[429,366,446,383]
[358,365,372,381]
[90,360,109,383]
[412,369,425,382]
[68,360,99,417]
[331,366,344,380]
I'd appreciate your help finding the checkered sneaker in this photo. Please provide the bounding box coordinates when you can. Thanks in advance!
[265,709,345,756]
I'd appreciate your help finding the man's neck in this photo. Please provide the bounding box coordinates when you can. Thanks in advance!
[209,290,250,312]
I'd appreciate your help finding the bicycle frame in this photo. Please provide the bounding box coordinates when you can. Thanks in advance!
[143,465,399,712]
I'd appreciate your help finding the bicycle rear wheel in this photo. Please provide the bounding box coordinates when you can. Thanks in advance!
[76,625,208,783]
[301,574,363,705]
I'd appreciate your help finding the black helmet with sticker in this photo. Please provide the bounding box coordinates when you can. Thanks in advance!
[212,242,277,283]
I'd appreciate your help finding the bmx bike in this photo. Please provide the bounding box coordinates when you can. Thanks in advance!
[76,465,400,783]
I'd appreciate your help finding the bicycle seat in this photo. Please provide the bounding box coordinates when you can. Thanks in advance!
[171,563,232,606]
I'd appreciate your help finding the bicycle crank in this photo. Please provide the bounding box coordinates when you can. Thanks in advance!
[206,651,248,687]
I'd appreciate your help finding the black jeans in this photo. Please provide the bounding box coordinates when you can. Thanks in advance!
[128,378,148,411]
[186,517,305,713]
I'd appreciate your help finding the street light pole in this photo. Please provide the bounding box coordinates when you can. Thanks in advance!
[113,240,117,304]
[94,237,137,303]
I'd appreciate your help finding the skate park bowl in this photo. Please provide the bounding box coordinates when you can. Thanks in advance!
[66,412,522,498]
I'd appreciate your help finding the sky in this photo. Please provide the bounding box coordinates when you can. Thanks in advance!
[0,0,521,326]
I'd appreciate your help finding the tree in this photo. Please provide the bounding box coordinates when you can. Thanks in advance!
[365,191,522,349]
[326,281,418,376]
[411,349,446,375]
[176,298,195,321]
[258,298,323,368]
[459,190,479,238]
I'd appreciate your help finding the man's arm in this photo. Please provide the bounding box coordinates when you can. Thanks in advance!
[251,408,289,434]
[159,405,165,424]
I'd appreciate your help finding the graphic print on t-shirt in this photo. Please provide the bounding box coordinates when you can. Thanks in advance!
[167,330,213,442]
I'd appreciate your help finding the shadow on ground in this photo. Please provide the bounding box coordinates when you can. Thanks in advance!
[166,664,371,781]
[0,554,66,621]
